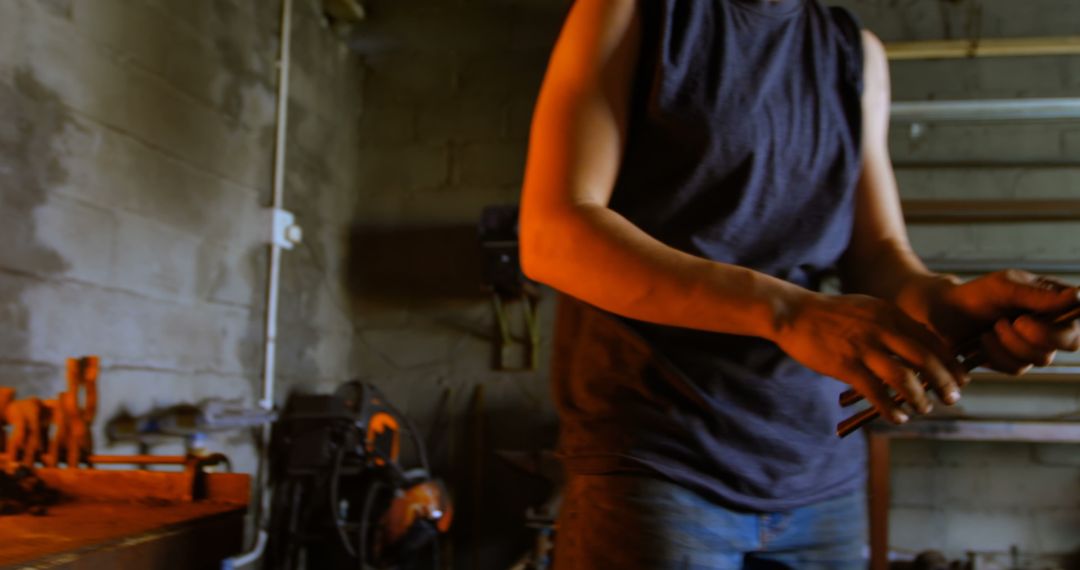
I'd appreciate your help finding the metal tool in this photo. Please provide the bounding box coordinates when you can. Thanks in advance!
[836,305,1080,437]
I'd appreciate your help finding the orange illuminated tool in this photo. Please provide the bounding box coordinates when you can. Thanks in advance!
[836,305,1080,437]
[381,479,453,546]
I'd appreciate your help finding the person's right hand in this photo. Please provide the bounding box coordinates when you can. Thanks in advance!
[774,292,969,424]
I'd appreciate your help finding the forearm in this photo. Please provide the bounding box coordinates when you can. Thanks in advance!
[520,202,807,341]
[840,239,962,342]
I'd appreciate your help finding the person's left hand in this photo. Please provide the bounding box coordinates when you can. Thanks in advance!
[926,270,1080,376]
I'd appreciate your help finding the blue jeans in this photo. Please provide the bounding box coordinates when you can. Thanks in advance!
[554,474,867,570]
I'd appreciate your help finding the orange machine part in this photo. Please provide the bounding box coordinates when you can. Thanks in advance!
[365,411,400,465]
[380,480,453,547]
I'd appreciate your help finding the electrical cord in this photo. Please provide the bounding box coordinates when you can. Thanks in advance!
[330,440,357,558]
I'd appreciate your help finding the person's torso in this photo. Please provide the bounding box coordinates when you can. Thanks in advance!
[552,0,869,511]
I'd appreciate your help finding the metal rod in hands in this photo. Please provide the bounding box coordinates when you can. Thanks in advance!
[836,305,1080,437]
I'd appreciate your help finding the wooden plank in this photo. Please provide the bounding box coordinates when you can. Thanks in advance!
[868,433,891,570]
[202,472,250,504]
[903,199,1080,223]
[34,468,197,502]
[31,467,248,504]
[0,469,249,568]
[0,501,245,568]
[887,36,1080,60]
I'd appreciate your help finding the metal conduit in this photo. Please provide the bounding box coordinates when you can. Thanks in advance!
[886,36,1080,60]
[891,98,1080,122]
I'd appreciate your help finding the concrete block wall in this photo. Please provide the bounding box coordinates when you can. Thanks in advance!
[1,0,565,566]
[0,0,367,475]
[7,0,1074,565]
[834,0,1080,563]
[340,1,571,566]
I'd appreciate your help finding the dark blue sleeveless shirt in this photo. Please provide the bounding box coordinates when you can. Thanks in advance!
[552,0,867,511]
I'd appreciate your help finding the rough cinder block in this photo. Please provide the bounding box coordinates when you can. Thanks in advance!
[0,199,71,279]
[359,104,416,145]
[979,465,1080,509]
[401,186,522,225]
[890,60,980,102]
[198,242,264,310]
[896,168,1080,201]
[19,278,257,376]
[942,509,1038,554]
[505,98,537,142]
[1063,129,1080,158]
[456,50,549,102]
[890,124,1067,164]
[507,4,568,51]
[975,57,1070,97]
[109,211,201,301]
[889,506,948,554]
[453,141,526,187]
[0,3,23,70]
[417,99,505,144]
[52,112,269,243]
[956,385,1080,417]
[1034,443,1080,467]
[0,273,35,357]
[1031,510,1080,552]
[0,361,62,401]
[33,195,116,286]
[356,144,449,192]
[363,52,456,106]
[891,465,940,508]
[359,328,455,372]
[20,4,272,191]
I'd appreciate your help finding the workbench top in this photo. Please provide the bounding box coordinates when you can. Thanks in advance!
[0,468,249,570]
[0,500,246,568]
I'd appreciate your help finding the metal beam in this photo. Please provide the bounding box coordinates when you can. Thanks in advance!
[891,97,1080,122]
[894,162,1080,169]
[887,36,1080,60]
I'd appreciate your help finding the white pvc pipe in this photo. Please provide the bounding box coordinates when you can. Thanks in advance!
[223,1,292,568]
[221,530,267,570]
[261,0,293,411]
[892,97,1080,122]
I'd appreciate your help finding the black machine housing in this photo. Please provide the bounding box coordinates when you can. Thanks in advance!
[265,381,443,570]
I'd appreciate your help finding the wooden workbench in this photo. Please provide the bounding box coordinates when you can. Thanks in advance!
[0,468,249,570]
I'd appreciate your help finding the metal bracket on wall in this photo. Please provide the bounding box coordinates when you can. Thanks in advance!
[265,207,303,250]
[492,293,540,372]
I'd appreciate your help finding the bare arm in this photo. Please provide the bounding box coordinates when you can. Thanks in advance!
[839,31,950,309]
[519,0,800,340]
[520,4,967,424]
[840,31,1080,387]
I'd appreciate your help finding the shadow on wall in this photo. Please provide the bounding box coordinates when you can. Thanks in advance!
[443,390,559,570]
[344,224,487,303]
[1064,549,1080,570]
[0,67,75,394]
